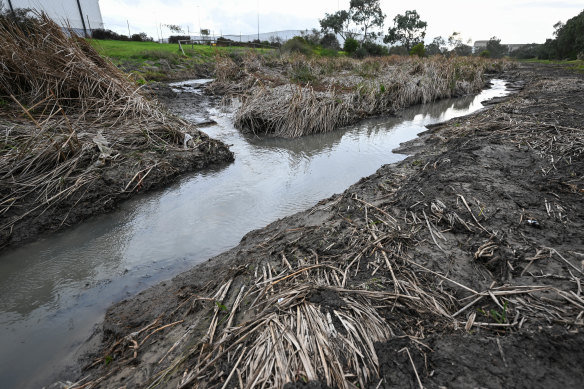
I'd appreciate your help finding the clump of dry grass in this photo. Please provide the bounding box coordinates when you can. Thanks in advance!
[0,13,203,246]
[0,13,161,121]
[235,85,353,137]
[214,53,514,138]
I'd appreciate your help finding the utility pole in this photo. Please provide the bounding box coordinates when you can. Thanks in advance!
[127,20,131,37]
[75,0,88,37]
[198,6,201,37]
[7,0,15,17]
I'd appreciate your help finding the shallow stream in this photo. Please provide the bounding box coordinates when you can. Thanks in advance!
[0,80,508,388]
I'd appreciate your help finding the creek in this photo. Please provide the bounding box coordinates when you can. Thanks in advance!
[0,80,509,388]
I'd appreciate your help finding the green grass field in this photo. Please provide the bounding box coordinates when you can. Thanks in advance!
[88,39,275,81]
[90,39,272,62]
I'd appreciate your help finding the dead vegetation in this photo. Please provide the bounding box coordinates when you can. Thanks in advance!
[71,64,584,388]
[209,54,515,138]
[0,13,231,248]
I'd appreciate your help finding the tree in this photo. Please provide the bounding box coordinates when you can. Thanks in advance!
[320,10,352,41]
[349,0,385,42]
[553,10,584,59]
[164,24,184,34]
[553,21,565,37]
[383,10,427,52]
[485,36,508,58]
[426,36,446,56]
[448,32,472,56]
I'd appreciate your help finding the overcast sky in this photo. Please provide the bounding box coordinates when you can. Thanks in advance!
[99,0,583,44]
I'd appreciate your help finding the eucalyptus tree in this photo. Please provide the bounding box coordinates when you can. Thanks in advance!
[384,10,427,51]
[349,0,385,42]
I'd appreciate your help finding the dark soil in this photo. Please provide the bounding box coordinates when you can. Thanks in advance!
[68,63,583,388]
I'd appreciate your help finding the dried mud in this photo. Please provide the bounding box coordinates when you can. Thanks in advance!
[68,63,583,388]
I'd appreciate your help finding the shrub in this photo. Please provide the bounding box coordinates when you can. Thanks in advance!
[479,50,490,58]
[91,28,129,41]
[131,32,152,42]
[409,42,426,57]
[354,46,368,59]
[388,45,408,56]
[509,44,541,59]
[343,37,359,54]
[320,33,340,50]
[168,35,190,44]
[289,63,316,83]
[362,41,388,56]
[282,36,312,55]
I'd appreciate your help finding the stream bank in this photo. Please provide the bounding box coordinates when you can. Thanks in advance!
[1,76,509,389]
[69,63,584,388]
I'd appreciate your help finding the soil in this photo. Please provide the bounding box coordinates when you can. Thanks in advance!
[65,63,583,388]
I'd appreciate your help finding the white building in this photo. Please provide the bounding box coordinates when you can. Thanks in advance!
[2,0,103,36]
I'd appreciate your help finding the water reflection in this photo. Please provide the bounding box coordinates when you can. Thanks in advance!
[0,80,508,388]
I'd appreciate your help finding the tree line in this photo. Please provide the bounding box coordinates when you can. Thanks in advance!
[320,1,584,60]
[319,0,482,58]
[511,10,584,60]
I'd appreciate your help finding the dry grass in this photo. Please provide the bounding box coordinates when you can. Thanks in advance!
[209,53,516,138]
[0,13,202,245]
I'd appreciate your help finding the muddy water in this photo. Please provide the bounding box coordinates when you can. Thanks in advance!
[0,80,509,388]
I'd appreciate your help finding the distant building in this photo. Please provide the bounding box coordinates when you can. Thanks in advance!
[2,0,103,37]
[473,40,528,54]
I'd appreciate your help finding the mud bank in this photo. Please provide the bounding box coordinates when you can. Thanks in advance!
[70,63,583,388]
[0,118,233,250]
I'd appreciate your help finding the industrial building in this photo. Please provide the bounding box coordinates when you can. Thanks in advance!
[2,0,103,36]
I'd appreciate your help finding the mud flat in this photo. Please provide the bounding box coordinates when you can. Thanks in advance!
[68,63,583,388]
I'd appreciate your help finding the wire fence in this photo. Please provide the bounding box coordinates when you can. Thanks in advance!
[101,20,314,44]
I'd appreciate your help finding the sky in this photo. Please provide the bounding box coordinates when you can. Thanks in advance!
[98,0,583,44]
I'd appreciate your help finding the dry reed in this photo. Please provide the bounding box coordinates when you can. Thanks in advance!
[211,53,515,137]
[0,13,203,245]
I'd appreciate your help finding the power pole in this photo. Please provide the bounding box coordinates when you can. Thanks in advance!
[127,20,131,37]
[7,0,15,17]
[75,0,88,37]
